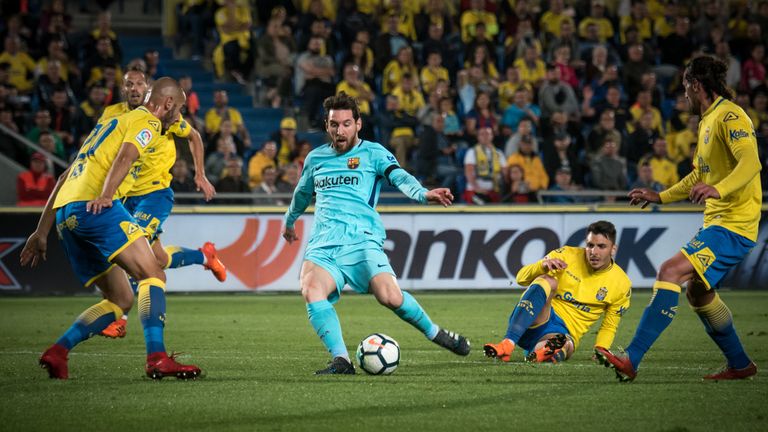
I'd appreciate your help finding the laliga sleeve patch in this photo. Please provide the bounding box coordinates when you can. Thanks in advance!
[136,128,153,147]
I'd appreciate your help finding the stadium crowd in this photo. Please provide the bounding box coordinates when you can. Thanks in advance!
[3,0,768,205]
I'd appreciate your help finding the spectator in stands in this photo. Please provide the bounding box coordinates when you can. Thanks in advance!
[420,51,450,96]
[692,0,725,43]
[504,118,537,158]
[631,161,664,192]
[205,136,238,184]
[17,152,55,206]
[36,60,75,111]
[439,97,463,143]
[272,117,298,167]
[253,165,292,205]
[0,107,26,165]
[624,110,659,179]
[373,12,411,74]
[170,159,198,204]
[586,109,620,159]
[47,89,75,153]
[207,118,244,157]
[639,71,664,110]
[677,144,696,179]
[507,134,549,194]
[179,75,200,120]
[176,0,210,59]
[296,36,336,129]
[584,44,609,85]
[143,49,166,80]
[417,113,459,190]
[37,131,65,176]
[415,0,455,42]
[297,0,333,41]
[590,135,627,201]
[538,63,579,120]
[96,63,120,105]
[539,0,570,42]
[255,17,296,108]
[0,35,35,94]
[638,138,678,189]
[669,114,699,164]
[342,39,374,84]
[660,16,695,71]
[505,164,535,203]
[89,11,122,63]
[741,44,766,92]
[418,86,442,127]
[299,18,337,59]
[552,44,578,89]
[460,0,499,44]
[464,90,498,141]
[629,90,663,133]
[293,140,312,172]
[83,36,121,88]
[498,65,531,112]
[336,63,374,138]
[217,157,250,202]
[623,43,651,102]
[715,41,742,91]
[513,44,546,90]
[464,22,497,66]
[620,1,652,44]
[280,161,301,189]
[464,126,507,204]
[36,37,77,84]
[545,166,581,204]
[76,85,107,144]
[501,87,540,135]
[422,22,459,77]
[464,44,499,88]
[543,131,582,186]
[247,140,278,189]
[577,0,614,43]
[205,90,251,148]
[388,73,423,168]
[382,45,419,96]
[594,85,629,133]
[212,0,253,83]
[26,109,65,157]
[547,17,579,65]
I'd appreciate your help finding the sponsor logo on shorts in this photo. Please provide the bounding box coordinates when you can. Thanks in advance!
[136,128,153,147]
[694,247,716,270]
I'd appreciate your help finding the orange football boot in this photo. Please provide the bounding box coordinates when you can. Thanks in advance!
[483,338,515,362]
[200,242,227,282]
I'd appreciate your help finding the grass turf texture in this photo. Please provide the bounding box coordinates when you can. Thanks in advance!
[1,291,766,431]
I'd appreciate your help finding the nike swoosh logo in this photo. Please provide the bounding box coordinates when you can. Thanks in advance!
[377,264,387,268]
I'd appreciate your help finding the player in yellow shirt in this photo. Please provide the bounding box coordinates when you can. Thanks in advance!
[484,221,631,363]
[98,70,225,339]
[21,78,203,380]
[597,56,760,381]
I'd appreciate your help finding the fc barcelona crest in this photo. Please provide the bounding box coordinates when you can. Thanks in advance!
[347,157,360,169]
[596,287,608,301]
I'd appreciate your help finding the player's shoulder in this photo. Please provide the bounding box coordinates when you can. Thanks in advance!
[716,99,751,126]
[607,260,632,285]
[547,245,581,259]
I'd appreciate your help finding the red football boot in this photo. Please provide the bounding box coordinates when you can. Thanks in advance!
[39,344,69,379]
[594,346,637,382]
[704,362,757,380]
[200,242,227,282]
[145,352,201,380]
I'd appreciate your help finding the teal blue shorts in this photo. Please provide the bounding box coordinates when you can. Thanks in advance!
[55,200,147,287]
[681,226,755,289]
[122,188,174,241]
[304,241,395,303]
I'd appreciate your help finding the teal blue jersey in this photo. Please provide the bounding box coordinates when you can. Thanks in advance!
[285,139,428,249]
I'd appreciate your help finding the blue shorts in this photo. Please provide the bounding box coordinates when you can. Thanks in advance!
[304,241,395,304]
[122,188,174,241]
[517,307,571,353]
[681,225,756,289]
[56,200,148,287]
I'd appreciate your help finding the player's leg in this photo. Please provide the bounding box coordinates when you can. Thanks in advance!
[596,251,692,381]
[98,267,134,338]
[527,333,574,363]
[162,239,227,282]
[113,238,200,379]
[688,277,757,379]
[300,257,353,374]
[484,275,557,361]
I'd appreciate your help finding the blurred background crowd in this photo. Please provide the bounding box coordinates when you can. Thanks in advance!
[3,0,768,206]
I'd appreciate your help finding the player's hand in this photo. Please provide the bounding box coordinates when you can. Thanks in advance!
[195,174,216,201]
[282,226,299,244]
[425,188,454,207]
[628,188,661,209]
[689,182,720,205]
[20,231,47,267]
[541,258,567,272]
[86,196,113,214]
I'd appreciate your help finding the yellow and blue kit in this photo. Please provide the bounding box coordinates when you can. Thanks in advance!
[515,246,632,350]
[53,107,163,286]
[660,96,761,288]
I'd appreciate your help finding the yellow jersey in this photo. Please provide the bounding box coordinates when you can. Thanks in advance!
[127,114,191,196]
[0,51,36,92]
[660,97,762,241]
[516,246,632,349]
[205,107,244,135]
[99,101,131,122]
[335,80,372,115]
[54,107,162,209]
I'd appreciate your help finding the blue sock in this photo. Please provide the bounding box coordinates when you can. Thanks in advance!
[307,300,348,359]
[505,281,550,343]
[56,300,122,350]
[164,245,204,269]
[693,294,751,369]
[394,291,439,340]
[129,278,139,295]
[138,278,167,355]
[626,281,680,369]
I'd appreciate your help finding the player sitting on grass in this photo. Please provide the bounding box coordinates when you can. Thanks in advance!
[484,220,631,363]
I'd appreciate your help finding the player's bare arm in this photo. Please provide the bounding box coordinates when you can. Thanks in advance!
[188,127,216,201]
[628,187,661,208]
[20,166,72,267]
[425,188,454,207]
[688,182,720,205]
[87,142,140,214]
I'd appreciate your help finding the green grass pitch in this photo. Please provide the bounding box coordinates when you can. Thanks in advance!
[1,291,766,431]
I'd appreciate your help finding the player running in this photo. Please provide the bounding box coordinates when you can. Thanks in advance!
[595,55,760,381]
[282,92,470,375]
[21,78,201,380]
[97,69,226,339]
[484,221,631,363]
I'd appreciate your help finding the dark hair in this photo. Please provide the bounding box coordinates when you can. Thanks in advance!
[587,220,617,244]
[323,91,360,121]
[684,55,733,100]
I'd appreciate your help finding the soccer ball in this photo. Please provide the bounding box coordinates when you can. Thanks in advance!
[356,333,400,375]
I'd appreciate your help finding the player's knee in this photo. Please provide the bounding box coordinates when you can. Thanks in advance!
[685,279,714,307]
[375,287,403,309]
[300,281,327,303]
[537,275,558,296]
[657,259,688,284]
